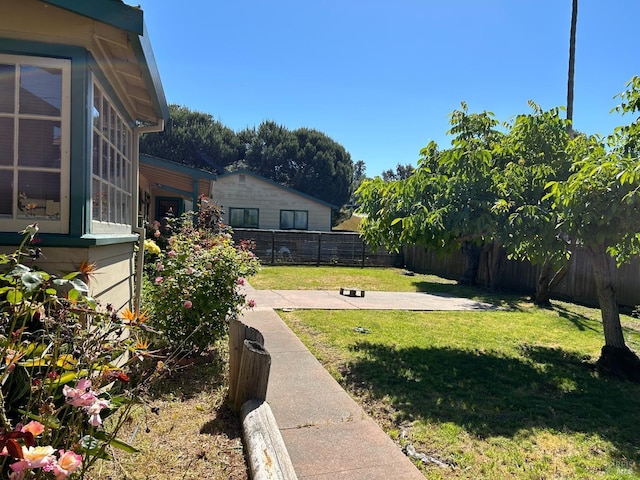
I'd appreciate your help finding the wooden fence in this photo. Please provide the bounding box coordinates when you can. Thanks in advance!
[404,245,640,308]
[233,229,403,267]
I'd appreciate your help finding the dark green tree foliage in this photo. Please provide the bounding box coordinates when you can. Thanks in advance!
[382,163,415,181]
[239,121,299,183]
[140,104,243,171]
[241,121,354,207]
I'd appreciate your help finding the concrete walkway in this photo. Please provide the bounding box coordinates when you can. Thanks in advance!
[238,286,494,479]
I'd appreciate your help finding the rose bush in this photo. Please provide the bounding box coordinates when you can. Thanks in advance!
[1,226,161,479]
[143,197,260,354]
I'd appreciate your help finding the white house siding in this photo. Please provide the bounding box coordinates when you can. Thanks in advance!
[211,173,332,231]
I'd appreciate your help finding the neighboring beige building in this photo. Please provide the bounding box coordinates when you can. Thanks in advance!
[138,156,335,232]
[0,0,168,309]
[212,170,335,231]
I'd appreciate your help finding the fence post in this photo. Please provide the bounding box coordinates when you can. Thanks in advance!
[271,230,276,264]
[317,232,322,266]
[241,399,298,480]
[229,319,264,407]
[234,339,271,413]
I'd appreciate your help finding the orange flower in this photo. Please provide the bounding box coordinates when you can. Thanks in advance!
[120,307,149,324]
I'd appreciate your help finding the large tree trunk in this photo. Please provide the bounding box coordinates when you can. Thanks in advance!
[588,244,640,381]
[460,241,480,286]
[483,242,504,292]
[534,257,568,306]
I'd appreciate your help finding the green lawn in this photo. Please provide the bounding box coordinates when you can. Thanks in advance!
[252,266,640,479]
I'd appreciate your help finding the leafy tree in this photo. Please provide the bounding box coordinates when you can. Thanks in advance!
[239,121,299,183]
[496,103,574,305]
[359,103,508,289]
[241,121,354,208]
[140,105,243,171]
[546,78,640,379]
[381,163,415,181]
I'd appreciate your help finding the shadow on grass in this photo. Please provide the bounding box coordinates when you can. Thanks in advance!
[344,341,640,469]
[411,280,527,310]
[554,304,602,333]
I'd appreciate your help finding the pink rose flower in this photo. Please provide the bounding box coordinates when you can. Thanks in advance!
[237,278,245,286]
[86,399,110,427]
[63,379,97,407]
[248,299,256,308]
[155,276,163,284]
[183,300,193,309]
[52,450,82,479]
[21,421,44,436]
[10,446,55,473]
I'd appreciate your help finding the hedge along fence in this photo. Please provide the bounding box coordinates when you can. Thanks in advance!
[403,244,640,309]
[232,229,403,267]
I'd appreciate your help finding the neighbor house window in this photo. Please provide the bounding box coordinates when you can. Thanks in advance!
[0,54,70,233]
[229,208,258,228]
[91,80,133,234]
[280,210,308,230]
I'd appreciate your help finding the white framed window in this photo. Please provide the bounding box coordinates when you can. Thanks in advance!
[0,54,70,233]
[91,80,133,234]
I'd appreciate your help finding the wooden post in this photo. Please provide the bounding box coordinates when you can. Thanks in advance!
[228,319,264,405]
[241,399,298,480]
[234,339,271,413]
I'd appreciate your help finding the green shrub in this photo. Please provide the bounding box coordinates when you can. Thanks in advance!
[143,198,260,354]
[0,225,159,479]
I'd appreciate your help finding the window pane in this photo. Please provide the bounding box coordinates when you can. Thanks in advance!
[18,119,61,168]
[19,65,62,116]
[17,171,59,219]
[92,131,100,175]
[92,178,101,221]
[0,64,15,113]
[0,170,12,216]
[0,117,14,166]
[92,85,100,128]
[109,186,117,223]
[294,210,308,229]
[246,209,258,228]
[280,210,293,229]
[229,209,243,227]
[101,139,109,179]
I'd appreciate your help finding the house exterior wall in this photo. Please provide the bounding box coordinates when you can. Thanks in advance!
[212,173,333,231]
[0,243,134,310]
[0,0,167,310]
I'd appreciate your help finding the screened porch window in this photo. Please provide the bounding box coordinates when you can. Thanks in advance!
[0,55,70,233]
[229,208,259,228]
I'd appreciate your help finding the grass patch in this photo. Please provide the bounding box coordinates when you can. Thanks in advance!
[250,265,532,309]
[89,342,248,480]
[280,303,640,479]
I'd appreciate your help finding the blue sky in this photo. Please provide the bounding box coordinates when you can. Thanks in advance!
[136,1,639,177]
